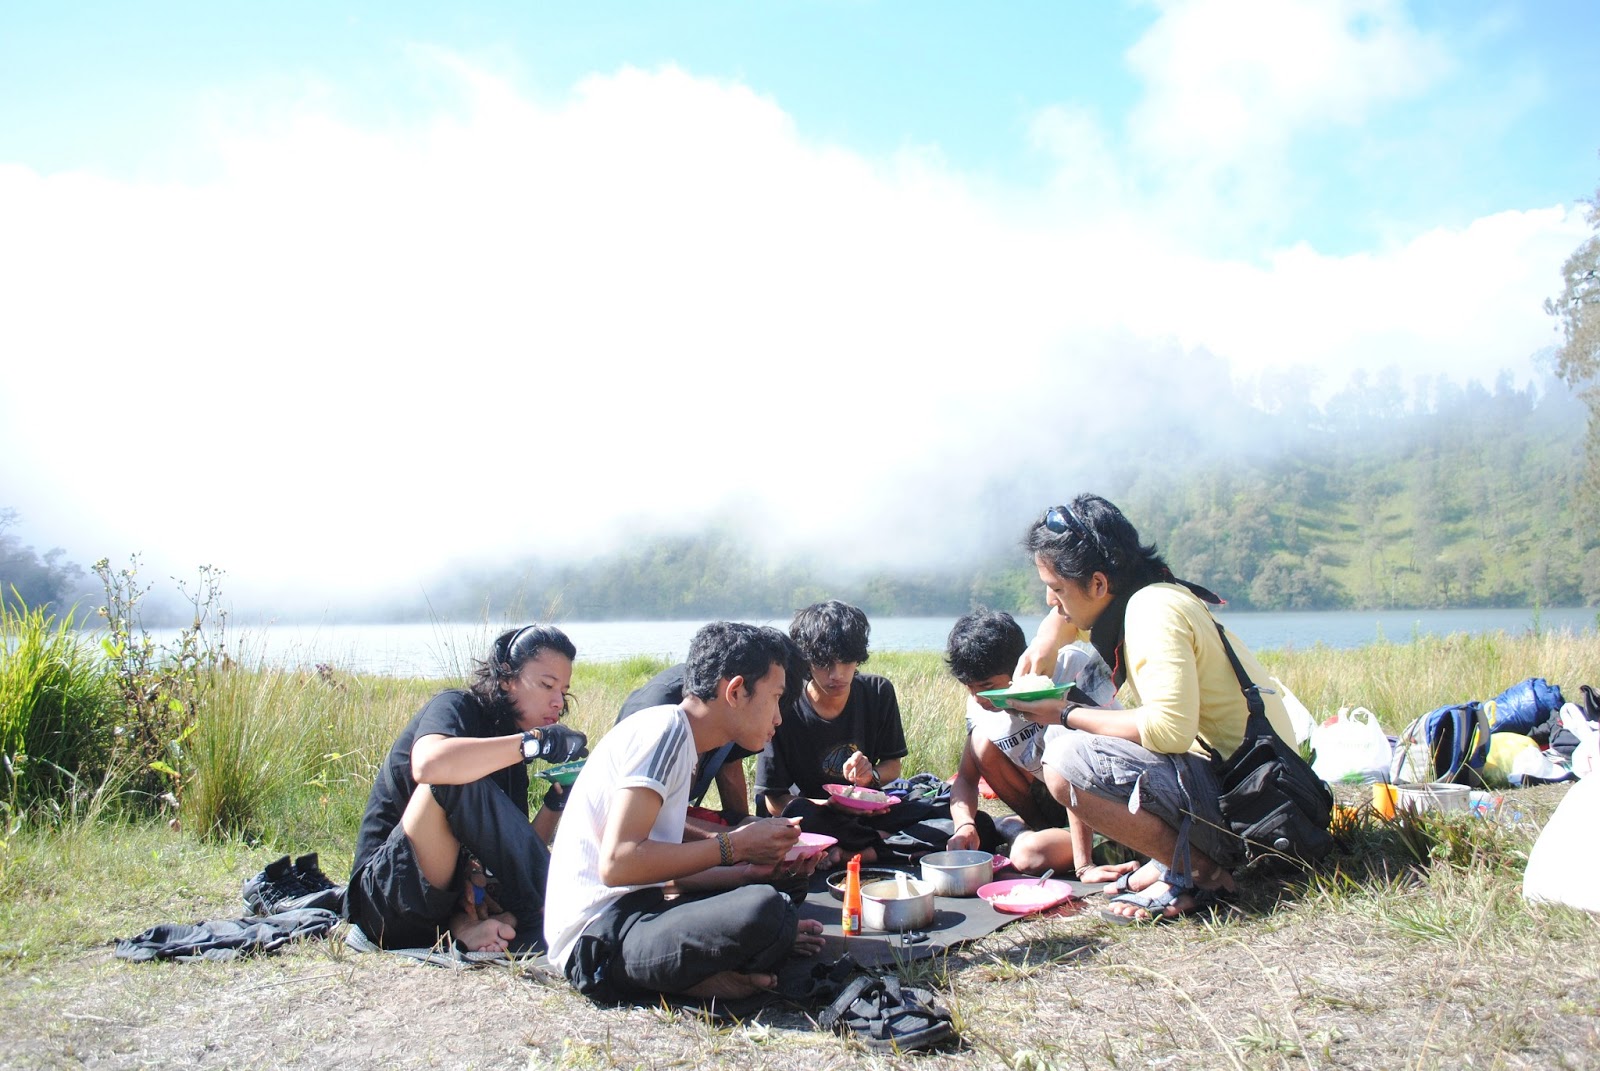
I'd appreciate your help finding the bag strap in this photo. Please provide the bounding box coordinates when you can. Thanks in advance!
[1197,621,1273,762]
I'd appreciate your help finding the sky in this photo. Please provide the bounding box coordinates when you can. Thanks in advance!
[3,1,1598,615]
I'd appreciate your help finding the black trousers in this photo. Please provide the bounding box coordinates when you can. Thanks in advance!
[350,778,550,949]
[566,884,797,1003]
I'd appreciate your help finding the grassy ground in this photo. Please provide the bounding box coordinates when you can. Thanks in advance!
[1,633,1597,1068]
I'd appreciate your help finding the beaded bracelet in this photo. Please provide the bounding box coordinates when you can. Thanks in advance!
[716,831,734,867]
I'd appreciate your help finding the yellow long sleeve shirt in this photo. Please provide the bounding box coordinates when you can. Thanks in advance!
[1109,583,1295,758]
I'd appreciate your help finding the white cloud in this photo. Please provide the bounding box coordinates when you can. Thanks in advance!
[0,53,1586,607]
[1128,0,1449,165]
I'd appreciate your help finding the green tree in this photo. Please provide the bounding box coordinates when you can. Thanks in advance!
[1545,171,1600,504]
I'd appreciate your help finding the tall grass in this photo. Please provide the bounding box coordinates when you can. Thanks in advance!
[153,629,1599,848]
[1257,628,1600,732]
[0,602,114,816]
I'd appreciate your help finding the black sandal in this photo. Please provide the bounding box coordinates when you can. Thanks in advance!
[819,974,957,1052]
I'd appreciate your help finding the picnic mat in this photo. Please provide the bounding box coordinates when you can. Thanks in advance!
[799,868,1109,967]
[343,872,1111,974]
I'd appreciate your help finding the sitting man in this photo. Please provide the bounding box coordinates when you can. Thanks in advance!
[614,628,805,839]
[1011,495,1300,921]
[545,622,825,1003]
[757,600,906,810]
[944,609,1135,884]
[347,625,588,954]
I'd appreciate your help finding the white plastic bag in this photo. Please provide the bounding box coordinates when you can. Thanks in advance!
[1560,702,1598,779]
[1524,775,1600,912]
[1270,676,1315,749]
[1311,706,1393,784]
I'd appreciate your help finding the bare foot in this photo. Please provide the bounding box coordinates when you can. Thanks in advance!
[791,918,825,958]
[682,970,776,1000]
[1103,878,1201,921]
[450,914,516,952]
[1103,869,1234,921]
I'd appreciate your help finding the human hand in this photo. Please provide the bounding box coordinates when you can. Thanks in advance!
[1007,696,1066,727]
[729,816,802,866]
[842,750,874,787]
[1016,610,1075,677]
[947,823,981,852]
[532,725,588,763]
[743,844,824,886]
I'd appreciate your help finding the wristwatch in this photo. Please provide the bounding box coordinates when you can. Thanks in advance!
[520,729,540,764]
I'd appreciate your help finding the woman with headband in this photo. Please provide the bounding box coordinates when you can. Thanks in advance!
[1007,495,1298,922]
[347,624,589,953]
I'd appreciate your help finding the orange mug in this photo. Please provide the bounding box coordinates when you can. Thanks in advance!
[1372,782,1398,820]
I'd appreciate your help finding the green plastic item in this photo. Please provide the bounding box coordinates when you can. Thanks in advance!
[975,683,1068,710]
[537,759,587,786]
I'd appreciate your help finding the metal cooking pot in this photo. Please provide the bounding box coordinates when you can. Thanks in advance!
[919,850,993,897]
[860,877,936,931]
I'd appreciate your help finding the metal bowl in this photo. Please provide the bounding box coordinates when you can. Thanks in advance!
[826,867,904,900]
[919,850,994,897]
[859,877,936,931]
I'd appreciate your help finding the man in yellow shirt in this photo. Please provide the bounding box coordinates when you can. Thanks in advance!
[1009,494,1296,922]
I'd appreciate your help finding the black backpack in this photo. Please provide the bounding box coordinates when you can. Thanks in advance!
[1200,623,1334,866]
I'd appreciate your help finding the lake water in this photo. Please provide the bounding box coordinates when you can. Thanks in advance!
[140,606,1599,678]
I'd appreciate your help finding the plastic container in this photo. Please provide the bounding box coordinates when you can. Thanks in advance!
[1371,782,1398,820]
[841,855,862,936]
[1396,782,1470,814]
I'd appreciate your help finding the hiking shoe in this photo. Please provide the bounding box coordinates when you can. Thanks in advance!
[291,853,336,893]
[243,853,345,916]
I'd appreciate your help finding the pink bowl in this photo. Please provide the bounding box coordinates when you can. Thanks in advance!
[977,877,1075,915]
[823,783,898,814]
[784,832,838,862]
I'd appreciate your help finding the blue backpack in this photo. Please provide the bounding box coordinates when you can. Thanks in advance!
[1485,678,1564,737]
[1390,702,1493,784]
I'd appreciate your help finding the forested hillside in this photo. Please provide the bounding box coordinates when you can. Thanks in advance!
[411,373,1590,619]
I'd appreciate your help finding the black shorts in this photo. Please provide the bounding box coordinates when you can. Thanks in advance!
[348,824,458,949]
[1028,775,1070,828]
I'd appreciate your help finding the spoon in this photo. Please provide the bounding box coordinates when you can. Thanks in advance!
[896,871,913,898]
[1035,868,1055,887]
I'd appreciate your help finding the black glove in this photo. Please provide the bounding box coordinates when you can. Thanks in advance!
[527,724,588,764]
[542,782,569,813]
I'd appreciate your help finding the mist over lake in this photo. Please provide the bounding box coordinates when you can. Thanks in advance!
[137,607,1598,679]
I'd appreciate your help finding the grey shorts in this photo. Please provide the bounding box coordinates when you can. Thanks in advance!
[1040,731,1242,869]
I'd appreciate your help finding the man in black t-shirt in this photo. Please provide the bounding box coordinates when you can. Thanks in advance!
[347,626,587,953]
[754,671,908,806]
[756,601,939,859]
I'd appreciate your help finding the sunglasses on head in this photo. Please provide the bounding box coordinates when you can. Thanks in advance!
[1043,504,1088,538]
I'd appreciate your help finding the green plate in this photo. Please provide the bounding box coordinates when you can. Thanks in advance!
[536,759,587,786]
[975,683,1068,710]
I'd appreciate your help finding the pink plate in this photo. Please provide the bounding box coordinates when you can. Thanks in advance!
[784,832,838,862]
[977,877,1076,915]
[823,783,898,814]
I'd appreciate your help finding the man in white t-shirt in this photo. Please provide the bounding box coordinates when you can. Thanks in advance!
[545,622,826,1003]
[944,610,1136,884]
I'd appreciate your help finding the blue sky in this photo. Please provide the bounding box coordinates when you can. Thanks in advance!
[3,1,1599,605]
[6,2,1596,252]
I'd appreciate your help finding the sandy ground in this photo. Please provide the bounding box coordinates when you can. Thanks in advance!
[4,884,1598,1071]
